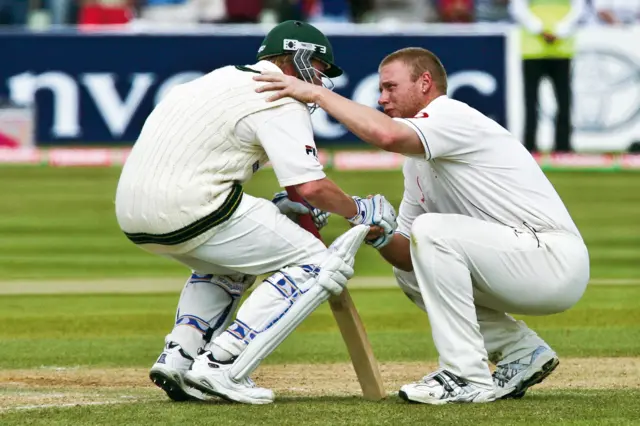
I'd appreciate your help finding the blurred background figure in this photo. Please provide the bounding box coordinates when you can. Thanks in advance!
[138,0,201,24]
[78,0,135,26]
[589,0,640,25]
[306,0,352,22]
[437,0,474,22]
[222,0,263,23]
[271,0,352,23]
[475,0,511,22]
[369,0,438,23]
[510,0,587,153]
[0,0,29,25]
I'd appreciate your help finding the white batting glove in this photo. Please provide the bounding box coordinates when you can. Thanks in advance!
[316,254,353,296]
[347,195,397,237]
[317,224,369,295]
[272,191,331,230]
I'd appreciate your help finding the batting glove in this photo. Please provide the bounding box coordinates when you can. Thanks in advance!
[347,195,397,237]
[272,191,331,230]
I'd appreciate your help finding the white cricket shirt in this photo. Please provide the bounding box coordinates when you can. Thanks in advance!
[394,95,581,239]
[115,60,325,253]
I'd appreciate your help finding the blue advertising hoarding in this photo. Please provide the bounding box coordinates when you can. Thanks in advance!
[0,29,507,146]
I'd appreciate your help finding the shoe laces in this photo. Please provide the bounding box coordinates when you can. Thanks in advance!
[493,347,547,387]
[492,363,523,387]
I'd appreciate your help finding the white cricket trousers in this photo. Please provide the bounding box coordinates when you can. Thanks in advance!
[153,193,327,358]
[397,213,589,389]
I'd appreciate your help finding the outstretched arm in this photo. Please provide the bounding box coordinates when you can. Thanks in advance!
[313,88,425,155]
[254,73,424,155]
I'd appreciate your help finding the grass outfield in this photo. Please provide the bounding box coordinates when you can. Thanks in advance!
[1,166,639,423]
[1,286,639,423]
[1,167,639,281]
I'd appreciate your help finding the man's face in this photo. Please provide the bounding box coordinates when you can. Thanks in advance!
[378,60,425,118]
[282,58,327,86]
[310,59,328,86]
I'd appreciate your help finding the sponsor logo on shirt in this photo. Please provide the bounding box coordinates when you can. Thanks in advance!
[305,145,318,160]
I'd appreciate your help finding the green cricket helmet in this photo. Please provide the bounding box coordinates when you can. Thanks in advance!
[256,20,343,79]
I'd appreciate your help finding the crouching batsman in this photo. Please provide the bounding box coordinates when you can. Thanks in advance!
[115,20,397,405]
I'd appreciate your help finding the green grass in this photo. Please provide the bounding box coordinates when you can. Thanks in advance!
[0,285,638,369]
[1,285,639,424]
[0,167,639,281]
[1,391,640,426]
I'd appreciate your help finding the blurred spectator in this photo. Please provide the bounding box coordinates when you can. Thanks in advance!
[78,0,134,26]
[475,0,511,22]
[224,0,263,23]
[0,0,29,25]
[46,0,74,24]
[437,0,474,22]
[307,0,352,22]
[197,0,226,22]
[138,0,201,23]
[511,0,586,153]
[370,0,438,23]
[349,0,373,21]
[591,0,640,24]
[271,0,314,21]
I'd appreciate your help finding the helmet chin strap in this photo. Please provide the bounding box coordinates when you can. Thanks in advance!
[292,47,335,114]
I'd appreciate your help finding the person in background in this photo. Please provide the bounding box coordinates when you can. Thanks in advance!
[78,0,134,26]
[306,0,352,22]
[0,0,29,25]
[370,0,438,23]
[223,0,263,23]
[590,0,640,24]
[475,0,511,22]
[137,0,201,24]
[510,0,587,153]
[437,0,474,22]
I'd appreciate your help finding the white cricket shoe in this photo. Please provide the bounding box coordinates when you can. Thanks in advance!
[184,351,274,405]
[149,342,210,402]
[492,346,560,399]
[399,369,496,405]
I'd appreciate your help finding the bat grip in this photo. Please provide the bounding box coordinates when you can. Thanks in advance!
[285,187,323,242]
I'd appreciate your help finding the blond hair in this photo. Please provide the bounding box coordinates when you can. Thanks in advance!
[266,54,294,68]
[379,47,448,93]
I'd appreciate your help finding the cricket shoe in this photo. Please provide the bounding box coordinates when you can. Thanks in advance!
[399,369,496,405]
[492,346,559,399]
[149,342,210,402]
[184,351,274,405]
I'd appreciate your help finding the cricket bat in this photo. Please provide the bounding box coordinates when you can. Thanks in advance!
[285,187,386,401]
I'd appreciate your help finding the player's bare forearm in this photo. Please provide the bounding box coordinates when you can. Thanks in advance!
[295,178,358,218]
[378,234,413,272]
[313,88,423,155]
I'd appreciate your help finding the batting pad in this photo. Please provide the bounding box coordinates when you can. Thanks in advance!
[228,281,330,381]
[228,224,370,381]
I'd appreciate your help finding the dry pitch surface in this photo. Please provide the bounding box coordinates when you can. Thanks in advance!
[1,277,639,413]
[2,358,640,411]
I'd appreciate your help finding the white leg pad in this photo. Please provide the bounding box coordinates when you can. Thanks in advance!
[228,281,330,381]
[224,224,371,381]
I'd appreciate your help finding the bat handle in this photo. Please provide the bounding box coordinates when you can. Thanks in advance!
[285,187,323,241]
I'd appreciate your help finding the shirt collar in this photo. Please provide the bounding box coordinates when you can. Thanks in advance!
[250,60,284,74]
[416,94,448,116]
